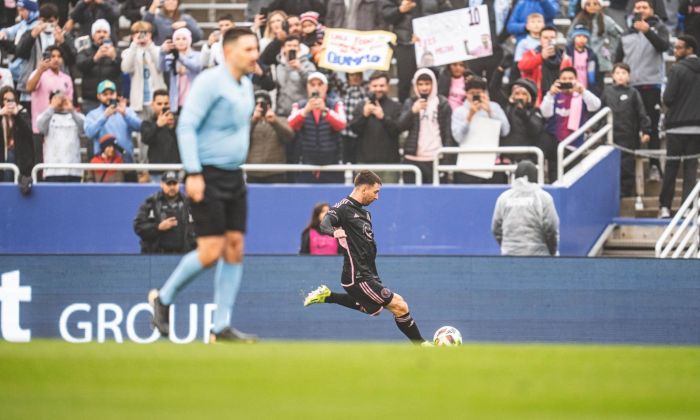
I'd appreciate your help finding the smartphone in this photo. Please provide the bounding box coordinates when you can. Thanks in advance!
[419,93,429,100]
[633,12,642,22]
[473,94,481,102]
[311,91,320,99]
[259,7,269,17]
[42,49,52,60]
[288,49,296,61]
[559,82,573,90]
[102,38,112,46]
[108,98,119,107]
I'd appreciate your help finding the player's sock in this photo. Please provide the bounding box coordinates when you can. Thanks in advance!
[212,260,243,334]
[394,312,425,343]
[326,292,362,311]
[159,250,204,305]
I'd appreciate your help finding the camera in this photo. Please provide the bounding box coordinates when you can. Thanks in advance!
[162,106,169,114]
[287,49,296,61]
[633,12,642,22]
[368,92,377,104]
[282,20,289,34]
[311,91,320,99]
[419,92,429,100]
[108,98,119,107]
[473,93,481,102]
[559,82,574,90]
[44,23,54,34]
[256,98,269,114]
[42,49,52,60]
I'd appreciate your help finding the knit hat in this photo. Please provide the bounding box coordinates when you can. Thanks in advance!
[17,0,38,12]
[173,27,192,45]
[300,11,319,25]
[511,78,537,101]
[91,19,111,36]
[99,134,117,152]
[515,160,538,183]
[570,24,591,40]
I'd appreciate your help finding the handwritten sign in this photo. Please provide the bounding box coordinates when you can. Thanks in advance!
[318,29,397,73]
[412,6,493,68]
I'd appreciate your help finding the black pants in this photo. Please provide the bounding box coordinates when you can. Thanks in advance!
[635,85,661,171]
[341,135,357,163]
[396,44,418,104]
[616,135,640,197]
[659,133,700,208]
[295,171,345,184]
[403,158,433,185]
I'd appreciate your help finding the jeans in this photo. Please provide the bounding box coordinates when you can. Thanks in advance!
[659,133,700,209]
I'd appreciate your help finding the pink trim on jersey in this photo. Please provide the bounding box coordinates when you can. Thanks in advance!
[360,282,384,304]
[338,236,355,286]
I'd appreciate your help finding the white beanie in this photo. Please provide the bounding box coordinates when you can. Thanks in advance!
[91,19,111,36]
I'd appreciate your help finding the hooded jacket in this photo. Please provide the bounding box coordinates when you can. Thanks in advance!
[492,176,559,256]
[397,68,455,161]
[350,94,402,163]
[121,42,167,112]
[76,41,122,101]
[272,54,316,117]
[680,0,700,47]
[663,55,700,130]
[518,46,564,105]
[614,15,670,86]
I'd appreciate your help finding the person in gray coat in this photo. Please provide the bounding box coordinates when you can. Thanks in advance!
[492,160,559,256]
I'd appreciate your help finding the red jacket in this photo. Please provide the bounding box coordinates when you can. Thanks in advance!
[519,47,563,106]
[90,153,124,183]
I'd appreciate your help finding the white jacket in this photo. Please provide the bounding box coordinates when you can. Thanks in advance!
[37,108,85,178]
[121,42,167,112]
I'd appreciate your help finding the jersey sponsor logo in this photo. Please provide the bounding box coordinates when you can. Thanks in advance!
[380,288,392,299]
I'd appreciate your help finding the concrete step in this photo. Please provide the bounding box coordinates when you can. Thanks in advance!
[600,248,656,258]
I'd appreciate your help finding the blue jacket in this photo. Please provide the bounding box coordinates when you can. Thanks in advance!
[506,0,559,41]
[159,49,202,113]
[176,65,254,173]
[85,105,142,160]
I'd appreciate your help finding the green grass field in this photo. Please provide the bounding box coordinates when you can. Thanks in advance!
[1,341,699,419]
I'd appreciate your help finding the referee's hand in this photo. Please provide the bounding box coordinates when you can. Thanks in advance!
[186,174,205,203]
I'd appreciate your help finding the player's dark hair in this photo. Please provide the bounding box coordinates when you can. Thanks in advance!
[678,35,699,54]
[153,89,169,100]
[560,66,578,77]
[369,71,389,83]
[354,170,382,187]
[222,27,256,45]
[612,62,631,74]
[304,202,329,233]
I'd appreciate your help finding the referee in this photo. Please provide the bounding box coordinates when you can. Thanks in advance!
[148,28,259,343]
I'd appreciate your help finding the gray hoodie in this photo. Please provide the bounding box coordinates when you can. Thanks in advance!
[492,177,559,256]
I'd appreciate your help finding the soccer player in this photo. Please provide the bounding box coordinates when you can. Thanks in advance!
[304,170,429,345]
[148,27,259,343]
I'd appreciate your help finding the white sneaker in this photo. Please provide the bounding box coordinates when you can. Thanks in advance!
[649,166,661,182]
[658,207,671,219]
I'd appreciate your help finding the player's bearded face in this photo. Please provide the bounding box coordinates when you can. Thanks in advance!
[361,184,380,205]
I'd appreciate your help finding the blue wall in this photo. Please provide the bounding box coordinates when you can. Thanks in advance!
[0,255,697,344]
[0,149,619,256]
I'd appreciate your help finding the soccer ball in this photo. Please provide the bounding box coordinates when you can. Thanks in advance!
[433,326,462,346]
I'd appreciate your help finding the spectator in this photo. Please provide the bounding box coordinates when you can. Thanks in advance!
[465,0,513,82]
[159,27,202,113]
[541,67,602,179]
[350,71,402,183]
[267,0,326,17]
[0,0,16,28]
[121,0,152,25]
[0,0,39,67]
[339,72,367,163]
[15,3,76,112]
[0,86,33,182]
[680,0,700,45]
[492,160,559,256]
[506,0,559,42]
[258,9,287,52]
[259,14,308,66]
[560,25,603,96]
[299,11,324,62]
[658,36,700,218]
[273,36,315,118]
[451,76,510,183]
[85,79,142,163]
[88,133,124,182]
[325,0,384,31]
[397,68,454,184]
[381,0,452,103]
[76,18,121,114]
[121,21,167,117]
[600,62,651,197]
[568,0,623,74]
[513,13,545,79]
[0,67,12,89]
[287,71,347,183]
[144,0,203,46]
[133,170,196,254]
[201,14,235,68]
[26,45,73,136]
[299,202,340,255]
[519,26,563,105]
[65,0,118,39]
[615,0,670,182]
[36,90,85,182]
[246,0,273,22]
[246,90,294,183]
[140,89,180,182]
[500,79,548,165]
[438,61,470,110]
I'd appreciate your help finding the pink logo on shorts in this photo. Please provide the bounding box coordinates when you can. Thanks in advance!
[380,288,391,299]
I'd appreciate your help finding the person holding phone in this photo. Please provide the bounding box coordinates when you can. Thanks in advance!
[159,27,202,114]
[201,14,235,68]
[540,67,601,179]
[26,45,73,138]
[272,36,315,118]
[144,0,203,46]
[519,26,564,105]
[36,90,85,182]
[0,86,34,183]
[140,89,180,182]
[76,18,121,114]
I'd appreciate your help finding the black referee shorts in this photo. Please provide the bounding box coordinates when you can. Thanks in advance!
[190,166,247,237]
[342,278,394,316]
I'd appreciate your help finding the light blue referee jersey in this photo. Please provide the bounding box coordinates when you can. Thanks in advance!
[176,64,255,173]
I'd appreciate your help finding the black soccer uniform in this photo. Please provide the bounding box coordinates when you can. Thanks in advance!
[320,196,394,315]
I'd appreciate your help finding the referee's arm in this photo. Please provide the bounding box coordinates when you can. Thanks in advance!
[176,76,215,174]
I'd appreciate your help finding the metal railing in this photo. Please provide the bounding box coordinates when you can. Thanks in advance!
[655,180,700,258]
[557,107,613,181]
[432,146,545,185]
[31,163,423,185]
[0,163,20,184]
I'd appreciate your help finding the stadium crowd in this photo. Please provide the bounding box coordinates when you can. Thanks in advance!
[0,0,699,216]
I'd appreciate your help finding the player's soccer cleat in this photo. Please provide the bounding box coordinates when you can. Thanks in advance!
[209,327,258,344]
[420,341,435,347]
[148,288,170,336]
[303,285,331,307]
